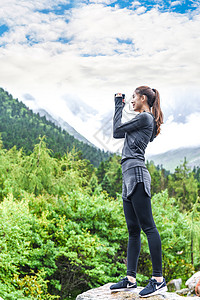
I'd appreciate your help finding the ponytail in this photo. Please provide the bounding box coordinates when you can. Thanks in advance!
[151,88,163,136]
[135,86,164,136]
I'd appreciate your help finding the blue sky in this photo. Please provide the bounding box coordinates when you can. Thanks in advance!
[87,0,199,13]
[35,0,200,14]
[1,0,199,45]
[0,0,200,154]
[0,25,9,36]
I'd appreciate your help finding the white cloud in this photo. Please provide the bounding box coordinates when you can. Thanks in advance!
[0,4,69,45]
[131,1,141,9]
[171,1,182,7]
[89,0,115,4]
[135,6,147,14]
[146,112,200,155]
[0,0,69,12]
[0,1,200,153]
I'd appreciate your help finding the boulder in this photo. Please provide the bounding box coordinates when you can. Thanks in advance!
[185,271,200,295]
[76,283,199,300]
[167,279,182,291]
[176,288,190,296]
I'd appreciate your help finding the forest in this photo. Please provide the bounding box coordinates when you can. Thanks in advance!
[0,88,110,167]
[0,87,200,300]
[0,136,199,300]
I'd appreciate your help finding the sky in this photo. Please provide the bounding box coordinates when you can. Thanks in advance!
[0,0,200,155]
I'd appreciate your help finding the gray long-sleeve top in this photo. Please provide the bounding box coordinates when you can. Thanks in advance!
[113,95,157,172]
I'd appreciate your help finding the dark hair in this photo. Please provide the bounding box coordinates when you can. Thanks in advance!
[135,86,163,136]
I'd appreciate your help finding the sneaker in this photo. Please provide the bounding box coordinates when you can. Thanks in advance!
[110,276,137,292]
[139,278,167,297]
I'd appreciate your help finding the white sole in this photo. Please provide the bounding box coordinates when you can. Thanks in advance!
[139,286,168,297]
[110,287,137,292]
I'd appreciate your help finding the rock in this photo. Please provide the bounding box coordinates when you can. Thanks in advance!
[76,283,200,300]
[185,271,200,295]
[176,288,190,296]
[167,279,182,291]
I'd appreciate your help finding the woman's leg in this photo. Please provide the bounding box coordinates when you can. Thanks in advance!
[123,199,141,279]
[129,182,162,277]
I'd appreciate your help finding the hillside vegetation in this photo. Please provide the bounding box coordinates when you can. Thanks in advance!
[0,137,199,300]
[0,87,200,300]
[0,88,110,167]
[147,146,200,172]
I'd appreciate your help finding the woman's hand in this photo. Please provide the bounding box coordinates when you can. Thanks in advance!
[115,93,125,103]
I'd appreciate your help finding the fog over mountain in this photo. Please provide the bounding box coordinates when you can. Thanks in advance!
[146,146,200,172]
[62,94,98,122]
[162,87,200,124]
[23,93,96,146]
[21,86,200,159]
[21,86,200,171]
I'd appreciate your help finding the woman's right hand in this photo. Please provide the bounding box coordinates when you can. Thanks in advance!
[115,93,125,103]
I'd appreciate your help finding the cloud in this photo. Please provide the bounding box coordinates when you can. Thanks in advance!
[89,0,116,4]
[0,2,70,46]
[146,112,200,155]
[131,1,141,9]
[135,6,146,13]
[61,94,98,122]
[0,0,200,153]
[23,93,35,101]
[160,87,200,123]
[171,1,182,7]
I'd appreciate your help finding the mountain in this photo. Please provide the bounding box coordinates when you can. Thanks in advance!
[34,108,94,146]
[146,146,200,172]
[0,88,111,167]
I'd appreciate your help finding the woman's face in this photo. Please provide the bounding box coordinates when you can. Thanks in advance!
[131,91,143,112]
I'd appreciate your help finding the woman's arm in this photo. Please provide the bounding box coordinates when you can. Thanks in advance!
[113,96,152,138]
[113,95,126,138]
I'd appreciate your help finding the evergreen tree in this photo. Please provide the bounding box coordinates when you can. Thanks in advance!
[0,134,199,299]
[146,160,167,195]
[101,174,112,196]
[193,166,200,196]
[96,161,107,184]
[168,158,199,211]
[0,87,111,167]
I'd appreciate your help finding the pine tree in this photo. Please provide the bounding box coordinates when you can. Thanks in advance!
[168,158,198,211]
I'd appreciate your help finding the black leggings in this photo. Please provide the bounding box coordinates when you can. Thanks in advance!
[123,182,162,278]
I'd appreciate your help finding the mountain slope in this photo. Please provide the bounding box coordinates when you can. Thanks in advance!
[0,88,111,166]
[146,146,200,172]
[34,108,94,146]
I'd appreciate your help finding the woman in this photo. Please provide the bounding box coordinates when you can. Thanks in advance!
[110,86,167,298]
